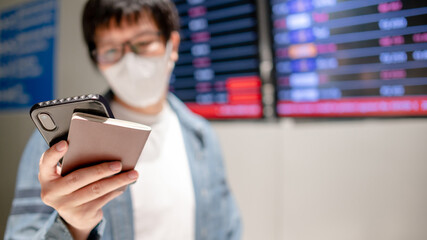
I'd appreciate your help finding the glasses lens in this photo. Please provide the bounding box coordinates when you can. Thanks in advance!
[130,32,163,56]
[132,41,163,55]
[96,47,122,64]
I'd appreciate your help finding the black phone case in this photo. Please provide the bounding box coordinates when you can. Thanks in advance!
[30,94,114,147]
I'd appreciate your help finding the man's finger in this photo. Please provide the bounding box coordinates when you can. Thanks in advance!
[82,189,126,213]
[71,170,138,206]
[55,161,123,195]
[39,141,68,182]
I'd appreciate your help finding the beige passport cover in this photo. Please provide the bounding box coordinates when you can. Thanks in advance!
[61,112,151,176]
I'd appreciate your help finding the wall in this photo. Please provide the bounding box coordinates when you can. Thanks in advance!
[277,118,427,240]
[214,119,427,240]
[1,0,427,239]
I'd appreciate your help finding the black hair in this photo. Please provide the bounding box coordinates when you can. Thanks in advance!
[82,0,179,63]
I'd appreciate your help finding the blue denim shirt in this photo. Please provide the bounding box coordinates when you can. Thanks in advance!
[4,94,242,240]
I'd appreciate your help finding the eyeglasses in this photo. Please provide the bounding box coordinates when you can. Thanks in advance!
[92,31,163,65]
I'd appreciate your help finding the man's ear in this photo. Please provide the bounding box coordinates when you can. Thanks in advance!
[170,31,180,62]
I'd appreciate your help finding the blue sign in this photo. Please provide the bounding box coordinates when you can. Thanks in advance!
[0,0,57,111]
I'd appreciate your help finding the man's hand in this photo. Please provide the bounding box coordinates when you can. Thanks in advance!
[38,140,139,240]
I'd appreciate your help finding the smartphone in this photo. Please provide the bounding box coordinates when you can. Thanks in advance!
[30,94,114,147]
[61,112,151,176]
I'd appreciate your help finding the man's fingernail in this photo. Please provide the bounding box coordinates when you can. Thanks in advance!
[55,141,67,152]
[109,162,121,172]
[128,171,138,180]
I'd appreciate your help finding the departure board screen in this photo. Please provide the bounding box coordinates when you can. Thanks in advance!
[271,0,427,117]
[170,0,263,119]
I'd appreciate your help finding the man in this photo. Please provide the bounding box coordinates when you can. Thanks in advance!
[4,0,241,239]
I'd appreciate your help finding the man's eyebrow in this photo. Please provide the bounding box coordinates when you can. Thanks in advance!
[96,39,116,45]
[94,34,119,45]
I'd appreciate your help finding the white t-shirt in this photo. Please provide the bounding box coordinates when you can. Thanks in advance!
[111,101,195,240]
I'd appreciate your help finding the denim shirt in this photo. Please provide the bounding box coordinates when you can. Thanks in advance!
[4,93,242,240]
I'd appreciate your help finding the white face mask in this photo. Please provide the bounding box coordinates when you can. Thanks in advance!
[101,41,174,108]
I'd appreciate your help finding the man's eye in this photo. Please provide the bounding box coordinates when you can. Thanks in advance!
[104,48,119,55]
[134,41,150,49]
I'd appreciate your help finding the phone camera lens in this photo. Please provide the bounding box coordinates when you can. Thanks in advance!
[38,113,57,131]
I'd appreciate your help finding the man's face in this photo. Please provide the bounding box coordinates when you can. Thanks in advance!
[94,14,179,71]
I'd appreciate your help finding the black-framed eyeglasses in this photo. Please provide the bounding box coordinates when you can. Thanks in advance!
[92,31,163,65]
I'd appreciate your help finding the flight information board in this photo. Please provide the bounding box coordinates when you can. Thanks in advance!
[171,0,263,119]
[271,0,427,117]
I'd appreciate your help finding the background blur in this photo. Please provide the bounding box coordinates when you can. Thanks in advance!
[1,0,427,240]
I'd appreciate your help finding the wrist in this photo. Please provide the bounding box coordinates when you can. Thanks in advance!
[65,221,94,240]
